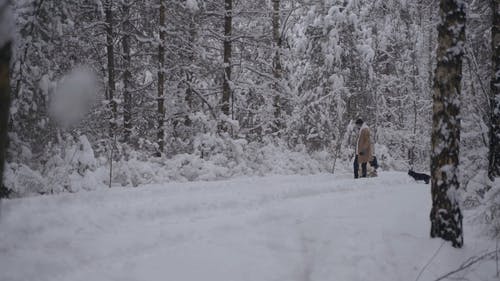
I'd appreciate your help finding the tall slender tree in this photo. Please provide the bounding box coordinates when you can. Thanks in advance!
[0,0,12,198]
[430,0,465,248]
[221,0,232,127]
[122,0,133,143]
[105,0,117,134]
[272,0,282,132]
[490,0,500,180]
[157,0,166,155]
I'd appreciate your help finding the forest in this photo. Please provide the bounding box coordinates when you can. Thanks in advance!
[0,0,491,192]
[0,0,500,279]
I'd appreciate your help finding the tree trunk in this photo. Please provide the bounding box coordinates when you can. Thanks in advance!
[105,0,117,135]
[184,19,196,128]
[221,0,232,128]
[157,0,166,155]
[272,0,282,131]
[409,100,417,168]
[0,39,12,198]
[489,0,500,180]
[430,0,465,248]
[122,0,132,143]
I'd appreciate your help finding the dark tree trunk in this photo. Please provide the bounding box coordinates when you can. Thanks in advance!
[409,100,417,168]
[489,0,500,180]
[221,0,232,127]
[184,19,196,128]
[157,0,166,155]
[272,0,282,132]
[0,41,12,198]
[122,0,133,143]
[430,0,465,248]
[105,0,117,134]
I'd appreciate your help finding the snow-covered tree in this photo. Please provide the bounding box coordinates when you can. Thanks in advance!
[430,0,465,248]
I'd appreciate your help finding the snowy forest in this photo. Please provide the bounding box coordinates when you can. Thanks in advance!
[2,0,492,194]
[1,0,500,280]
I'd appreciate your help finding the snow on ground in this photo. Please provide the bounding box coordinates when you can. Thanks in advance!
[0,172,496,281]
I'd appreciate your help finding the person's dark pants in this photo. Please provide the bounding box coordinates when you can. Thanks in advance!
[354,156,367,178]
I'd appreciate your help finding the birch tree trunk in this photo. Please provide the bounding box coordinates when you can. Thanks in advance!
[430,0,465,248]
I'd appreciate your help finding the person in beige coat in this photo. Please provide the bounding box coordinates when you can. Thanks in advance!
[354,118,373,178]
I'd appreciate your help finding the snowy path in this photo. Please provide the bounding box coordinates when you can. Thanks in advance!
[0,172,496,281]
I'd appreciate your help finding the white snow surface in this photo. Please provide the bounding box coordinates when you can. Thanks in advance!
[0,172,496,281]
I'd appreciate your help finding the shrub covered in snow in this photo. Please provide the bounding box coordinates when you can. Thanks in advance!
[3,163,47,196]
[471,179,500,238]
[110,134,340,188]
[4,133,351,196]
[4,134,107,196]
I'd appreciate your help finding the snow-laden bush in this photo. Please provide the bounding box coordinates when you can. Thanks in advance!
[471,179,500,238]
[165,153,231,181]
[5,133,350,196]
[44,135,105,192]
[3,163,47,196]
[111,134,334,187]
[245,140,324,176]
[462,170,491,209]
[4,134,107,196]
[374,143,408,172]
[112,157,159,187]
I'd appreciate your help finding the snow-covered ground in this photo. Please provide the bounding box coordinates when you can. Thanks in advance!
[0,172,496,281]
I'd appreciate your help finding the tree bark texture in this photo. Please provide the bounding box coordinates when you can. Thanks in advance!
[272,0,282,130]
[430,0,465,248]
[489,0,500,179]
[122,0,133,143]
[105,0,117,134]
[221,0,232,122]
[184,19,196,128]
[0,41,11,198]
[157,0,166,155]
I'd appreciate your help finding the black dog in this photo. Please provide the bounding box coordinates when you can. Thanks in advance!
[370,156,379,170]
[408,170,430,184]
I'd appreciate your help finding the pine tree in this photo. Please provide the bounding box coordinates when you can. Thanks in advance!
[430,0,465,248]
